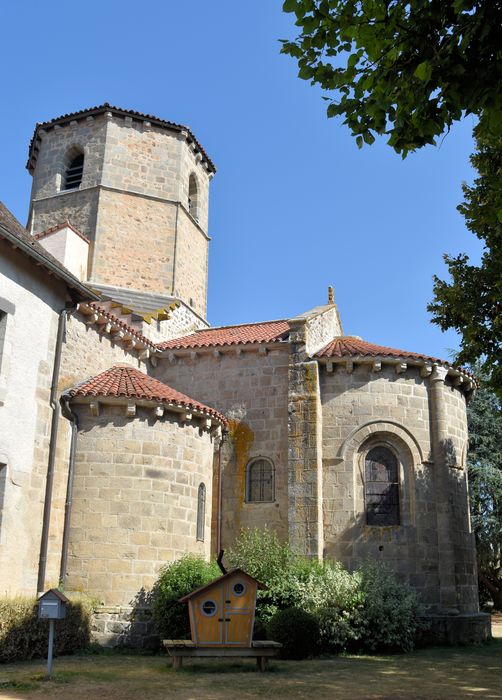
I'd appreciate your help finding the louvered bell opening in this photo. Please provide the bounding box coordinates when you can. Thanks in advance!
[63,154,84,190]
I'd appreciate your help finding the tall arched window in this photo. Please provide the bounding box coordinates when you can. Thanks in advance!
[246,458,274,503]
[196,482,206,541]
[188,173,199,221]
[63,151,84,190]
[364,446,400,525]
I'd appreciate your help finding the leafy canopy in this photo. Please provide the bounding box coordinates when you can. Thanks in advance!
[428,125,502,397]
[466,372,502,608]
[281,1,502,156]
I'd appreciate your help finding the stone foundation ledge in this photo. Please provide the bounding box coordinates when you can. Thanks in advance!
[92,605,158,649]
[417,613,492,646]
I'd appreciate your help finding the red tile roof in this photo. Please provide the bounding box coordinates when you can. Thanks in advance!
[157,320,290,350]
[35,221,90,244]
[68,364,226,423]
[85,301,157,349]
[316,336,445,364]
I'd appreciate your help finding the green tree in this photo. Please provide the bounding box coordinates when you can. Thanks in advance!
[428,128,502,397]
[281,1,502,394]
[280,1,502,155]
[467,373,502,609]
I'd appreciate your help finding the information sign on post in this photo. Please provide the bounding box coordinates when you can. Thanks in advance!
[37,589,69,677]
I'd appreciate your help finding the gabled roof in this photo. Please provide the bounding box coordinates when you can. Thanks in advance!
[34,221,90,244]
[27,103,216,174]
[179,568,265,602]
[67,364,226,424]
[38,588,69,602]
[315,336,444,364]
[0,202,98,303]
[157,320,291,350]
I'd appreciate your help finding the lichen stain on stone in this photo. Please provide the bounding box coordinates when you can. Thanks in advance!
[227,419,254,528]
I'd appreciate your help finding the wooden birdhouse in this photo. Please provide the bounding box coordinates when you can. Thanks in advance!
[179,568,265,647]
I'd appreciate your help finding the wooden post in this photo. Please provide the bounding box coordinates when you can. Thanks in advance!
[257,655,268,672]
[172,655,182,670]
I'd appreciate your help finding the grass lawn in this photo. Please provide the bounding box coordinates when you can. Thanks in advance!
[0,639,501,700]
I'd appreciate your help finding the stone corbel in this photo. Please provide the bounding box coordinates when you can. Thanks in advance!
[89,401,100,416]
[153,405,164,418]
[431,364,449,383]
[395,362,407,374]
[126,400,136,418]
[258,346,268,356]
[85,313,99,325]
[345,360,354,374]
[213,349,221,358]
[372,360,382,373]
[181,410,192,423]
[420,364,433,378]
[326,361,334,373]
[190,351,198,361]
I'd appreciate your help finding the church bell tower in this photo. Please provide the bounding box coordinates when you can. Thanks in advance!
[26,104,215,318]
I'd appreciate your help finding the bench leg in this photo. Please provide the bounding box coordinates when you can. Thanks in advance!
[172,655,182,670]
[257,656,268,672]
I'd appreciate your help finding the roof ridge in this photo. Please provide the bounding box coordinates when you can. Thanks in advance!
[194,318,288,333]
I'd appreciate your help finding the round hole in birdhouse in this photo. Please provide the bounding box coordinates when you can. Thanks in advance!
[201,599,217,616]
[233,582,246,596]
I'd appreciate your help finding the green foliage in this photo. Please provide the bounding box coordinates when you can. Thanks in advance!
[357,562,425,652]
[466,375,502,608]
[228,529,424,653]
[267,607,319,659]
[280,1,502,156]
[0,597,93,662]
[281,2,502,394]
[429,129,502,397]
[151,555,220,639]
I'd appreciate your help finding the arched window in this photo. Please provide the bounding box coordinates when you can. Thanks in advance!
[364,446,400,525]
[63,151,84,190]
[188,173,199,221]
[196,483,206,541]
[246,458,274,503]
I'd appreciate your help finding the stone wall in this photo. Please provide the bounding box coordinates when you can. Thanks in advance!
[0,241,68,595]
[66,404,215,606]
[319,361,478,612]
[155,348,291,548]
[28,112,211,315]
[172,207,209,318]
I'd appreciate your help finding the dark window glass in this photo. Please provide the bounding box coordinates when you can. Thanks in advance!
[365,447,400,526]
[63,153,84,190]
[246,458,274,502]
[196,483,206,541]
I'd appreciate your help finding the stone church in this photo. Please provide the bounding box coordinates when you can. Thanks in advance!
[0,104,487,643]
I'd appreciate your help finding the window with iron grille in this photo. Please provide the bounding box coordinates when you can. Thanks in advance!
[364,446,400,526]
[246,458,274,503]
[63,152,84,190]
[196,483,206,541]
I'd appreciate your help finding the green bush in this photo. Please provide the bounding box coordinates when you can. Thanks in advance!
[227,528,426,655]
[0,597,93,662]
[356,561,425,652]
[267,607,319,659]
[151,555,220,639]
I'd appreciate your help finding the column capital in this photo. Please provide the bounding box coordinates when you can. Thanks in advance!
[431,364,449,383]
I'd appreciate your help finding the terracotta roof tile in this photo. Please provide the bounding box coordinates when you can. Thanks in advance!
[86,301,157,349]
[315,336,445,363]
[0,201,98,302]
[157,320,290,350]
[68,364,226,423]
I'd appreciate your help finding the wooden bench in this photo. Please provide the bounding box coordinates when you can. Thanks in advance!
[163,639,282,671]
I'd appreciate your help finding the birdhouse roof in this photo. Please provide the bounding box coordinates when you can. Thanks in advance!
[178,568,265,603]
[38,588,69,603]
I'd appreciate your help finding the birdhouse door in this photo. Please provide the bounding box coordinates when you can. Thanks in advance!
[222,577,255,646]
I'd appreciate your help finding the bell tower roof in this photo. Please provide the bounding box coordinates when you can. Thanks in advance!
[27,103,216,175]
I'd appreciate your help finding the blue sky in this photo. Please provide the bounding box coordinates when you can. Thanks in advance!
[1,1,482,360]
